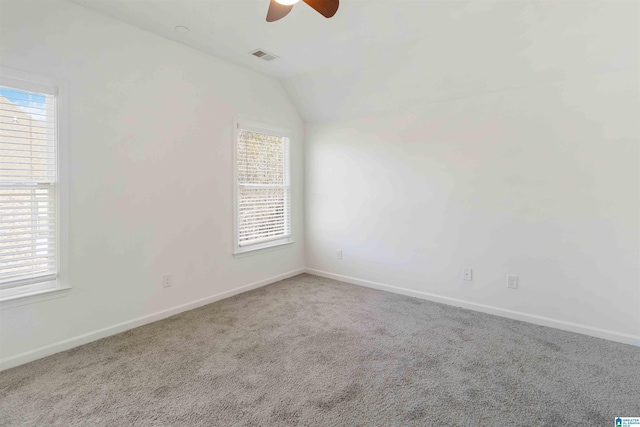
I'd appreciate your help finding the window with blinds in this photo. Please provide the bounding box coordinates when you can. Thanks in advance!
[0,82,58,290]
[235,123,291,252]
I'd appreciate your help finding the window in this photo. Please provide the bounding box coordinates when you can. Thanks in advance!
[0,71,64,299]
[234,121,291,254]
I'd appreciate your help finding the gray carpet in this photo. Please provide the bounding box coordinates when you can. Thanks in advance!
[1,273,639,426]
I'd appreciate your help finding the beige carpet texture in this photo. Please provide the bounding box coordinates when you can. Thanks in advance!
[1,273,639,426]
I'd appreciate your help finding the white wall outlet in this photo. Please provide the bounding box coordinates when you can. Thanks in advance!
[337,250,343,260]
[463,268,473,281]
[162,274,173,288]
[508,275,518,289]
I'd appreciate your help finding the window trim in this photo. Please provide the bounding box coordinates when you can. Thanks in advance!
[232,118,293,255]
[0,66,69,304]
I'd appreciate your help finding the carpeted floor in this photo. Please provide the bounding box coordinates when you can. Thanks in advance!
[1,273,639,426]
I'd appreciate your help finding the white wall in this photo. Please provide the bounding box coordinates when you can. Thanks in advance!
[0,0,304,366]
[304,3,639,344]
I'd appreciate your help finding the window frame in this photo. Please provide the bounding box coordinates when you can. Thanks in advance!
[232,119,293,255]
[0,66,69,306]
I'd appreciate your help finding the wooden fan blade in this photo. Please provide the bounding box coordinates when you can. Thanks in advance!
[302,0,339,18]
[266,0,294,22]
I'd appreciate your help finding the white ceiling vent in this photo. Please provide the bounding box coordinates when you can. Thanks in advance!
[251,49,279,62]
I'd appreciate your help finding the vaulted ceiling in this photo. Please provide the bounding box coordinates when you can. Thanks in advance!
[72,0,639,122]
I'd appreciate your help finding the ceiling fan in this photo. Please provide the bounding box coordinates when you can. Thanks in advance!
[266,0,339,22]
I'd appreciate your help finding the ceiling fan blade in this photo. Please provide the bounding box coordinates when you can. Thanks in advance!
[302,0,339,18]
[266,0,294,22]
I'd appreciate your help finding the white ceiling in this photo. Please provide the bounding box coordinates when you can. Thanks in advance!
[70,0,639,122]
[70,0,504,79]
[281,1,639,121]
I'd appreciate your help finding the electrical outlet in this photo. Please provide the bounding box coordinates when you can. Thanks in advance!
[508,275,518,289]
[162,274,173,288]
[337,250,343,260]
[463,268,473,281]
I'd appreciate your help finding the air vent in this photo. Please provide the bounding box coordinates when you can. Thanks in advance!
[251,49,279,62]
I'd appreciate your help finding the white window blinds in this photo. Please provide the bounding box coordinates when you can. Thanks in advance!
[0,83,58,289]
[236,125,290,248]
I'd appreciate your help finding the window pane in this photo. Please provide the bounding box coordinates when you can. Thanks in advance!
[236,126,290,248]
[238,187,289,243]
[237,130,284,185]
[0,85,57,288]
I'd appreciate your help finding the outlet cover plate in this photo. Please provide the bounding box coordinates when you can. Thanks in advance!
[162,274,172,288]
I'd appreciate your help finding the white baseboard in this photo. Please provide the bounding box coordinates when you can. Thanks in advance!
[3,266,637,371]
[305,268,640,347]
[0,268,306,371]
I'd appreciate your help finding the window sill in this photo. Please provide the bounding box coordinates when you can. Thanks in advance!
[233,240,295,258]
[0,285,71,309]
